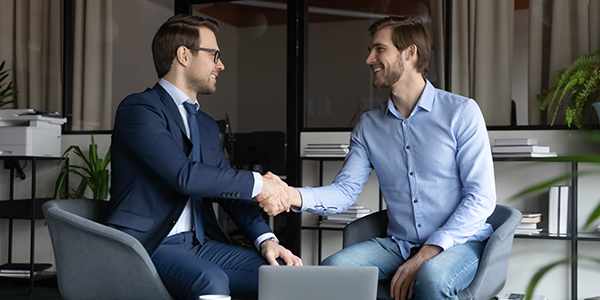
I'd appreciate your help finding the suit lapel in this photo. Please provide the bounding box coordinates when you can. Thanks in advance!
[152,83,187,139]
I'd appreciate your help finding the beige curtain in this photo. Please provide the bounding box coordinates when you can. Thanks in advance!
[431,0,514,126]
[528,0,600,125]
[72,0,113,131]
[0,0,62,112]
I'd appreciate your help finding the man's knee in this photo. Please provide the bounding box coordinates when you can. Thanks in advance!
[189,269,230,300]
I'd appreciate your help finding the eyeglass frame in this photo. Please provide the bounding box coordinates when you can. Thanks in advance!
[186,46,221,64]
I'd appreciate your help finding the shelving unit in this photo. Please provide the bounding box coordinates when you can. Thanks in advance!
[495,157,600,300]
[0,156,60,296]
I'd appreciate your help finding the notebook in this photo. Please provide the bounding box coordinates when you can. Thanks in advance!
[258,265,378,300]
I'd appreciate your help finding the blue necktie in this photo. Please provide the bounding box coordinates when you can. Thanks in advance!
[183,101,204,244]
[183,102,201,162]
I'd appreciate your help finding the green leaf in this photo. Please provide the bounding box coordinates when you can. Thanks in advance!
[524,258,571,300]
[583,201,600,230]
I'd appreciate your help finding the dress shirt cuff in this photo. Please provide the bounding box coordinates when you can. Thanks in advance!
[425,231,455,251]
[251,172,263,198]
[293,187,314,212]
[255,232,278,250]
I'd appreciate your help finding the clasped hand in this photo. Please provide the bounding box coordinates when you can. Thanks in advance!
[253,172,295,216]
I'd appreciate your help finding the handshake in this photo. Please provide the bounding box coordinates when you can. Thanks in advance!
[253,172,302,216]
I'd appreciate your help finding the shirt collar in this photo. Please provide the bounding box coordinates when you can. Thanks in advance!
[158,78,198,111]
[382,79,435,119]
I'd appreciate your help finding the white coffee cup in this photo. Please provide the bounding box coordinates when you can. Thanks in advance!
[198,295,231,300]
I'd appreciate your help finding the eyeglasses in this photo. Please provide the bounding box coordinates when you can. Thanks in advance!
[187,47,221,64]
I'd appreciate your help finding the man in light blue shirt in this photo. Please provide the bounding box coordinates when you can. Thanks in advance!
[261,16,496,300]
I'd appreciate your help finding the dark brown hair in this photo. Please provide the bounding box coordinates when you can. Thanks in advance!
[152,14,219,78]
[368,16,431,77]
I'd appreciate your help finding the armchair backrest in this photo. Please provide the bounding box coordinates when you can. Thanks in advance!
[43,199,174,300]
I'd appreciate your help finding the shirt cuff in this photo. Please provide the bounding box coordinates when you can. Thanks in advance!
[255,232,278,250]
[251,172,263,198]
[425,231,455,251]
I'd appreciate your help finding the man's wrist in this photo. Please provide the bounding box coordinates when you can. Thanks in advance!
[260,237,279,248]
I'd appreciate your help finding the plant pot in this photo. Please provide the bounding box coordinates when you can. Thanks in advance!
[594,102,600,125]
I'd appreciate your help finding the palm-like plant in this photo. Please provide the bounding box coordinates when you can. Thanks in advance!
[537,48,600,129]
[53,134,111,200]
[511,132,600,300]
[0,61,18,109]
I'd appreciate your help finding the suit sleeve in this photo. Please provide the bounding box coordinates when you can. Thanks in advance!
[112,93,255,200]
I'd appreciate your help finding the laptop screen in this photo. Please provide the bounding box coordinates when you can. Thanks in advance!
[258,265,378,300]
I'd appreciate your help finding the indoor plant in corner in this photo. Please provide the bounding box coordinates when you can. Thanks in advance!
[0,60,18,109]
[537,48,600,129]
[53,134,111,200]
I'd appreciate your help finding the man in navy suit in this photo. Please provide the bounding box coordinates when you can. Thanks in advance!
[106,15,301,300]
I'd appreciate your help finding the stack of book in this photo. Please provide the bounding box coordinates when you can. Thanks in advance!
[303,143,349,157]
[548,185,569,235]
[515,213,543,235]
[319,205,371,228]
[0,263,52,278]
[492,138,557,158]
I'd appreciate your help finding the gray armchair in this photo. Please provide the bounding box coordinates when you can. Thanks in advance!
[42,199,174,300]
[342,204,522,300]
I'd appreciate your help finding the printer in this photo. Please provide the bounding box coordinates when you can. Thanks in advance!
[0,109,67,157]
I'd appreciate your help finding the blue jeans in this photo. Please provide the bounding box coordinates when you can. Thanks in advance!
[151,231,268,300]
[321,237,485,300]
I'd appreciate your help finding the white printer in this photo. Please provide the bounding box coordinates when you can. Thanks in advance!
[0,109,67,157]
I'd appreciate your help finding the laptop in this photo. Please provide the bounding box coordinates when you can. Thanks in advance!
[258,265,379,300]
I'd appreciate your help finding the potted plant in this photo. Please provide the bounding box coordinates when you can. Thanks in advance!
[511,132,600,300]
[53,134,111,200]
[537,48,600,129]
[0,60,18,109]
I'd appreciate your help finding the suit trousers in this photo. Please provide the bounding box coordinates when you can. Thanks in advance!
[151,231,267,300]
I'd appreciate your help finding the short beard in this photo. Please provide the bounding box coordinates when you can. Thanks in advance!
[186,69,215,95]
[373,54,404,89]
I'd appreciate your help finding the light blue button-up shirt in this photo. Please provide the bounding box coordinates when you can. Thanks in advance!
[297,80,496,259]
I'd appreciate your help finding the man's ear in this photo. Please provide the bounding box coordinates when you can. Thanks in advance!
[405,44,418,62]
[176,46,190,67]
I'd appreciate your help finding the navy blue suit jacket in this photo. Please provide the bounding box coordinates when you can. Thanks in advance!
[106,83,272,255]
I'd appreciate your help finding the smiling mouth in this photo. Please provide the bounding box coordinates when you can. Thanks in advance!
[210,75,217,79]
[373,68,381,73]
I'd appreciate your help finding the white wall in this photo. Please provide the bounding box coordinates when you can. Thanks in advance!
[299,130,600,300]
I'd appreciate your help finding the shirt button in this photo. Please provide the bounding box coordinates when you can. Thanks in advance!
[235,192,241,198]
[413,199,418,203]
[409,172,414,176]
[403,120,408,125]
[417,224,422,228]
[171,220,176,225]
[406,146,410,149]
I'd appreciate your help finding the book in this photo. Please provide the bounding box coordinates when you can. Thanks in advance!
[326,213,370,221]
[305,153,348,157]
[306,143,350,148]
[559,186,569,235]
[319,221,349,228]
[548,186,560,234]
[491,145,550,153]
[492,152,557,158]
[521,213,542,223]
[306,144,349,149]
[494,138,539,146]
[517,223,539,230]
[515,228,543,235]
